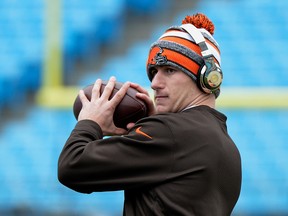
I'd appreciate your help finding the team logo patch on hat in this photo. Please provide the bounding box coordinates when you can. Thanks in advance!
[153,46,167,65]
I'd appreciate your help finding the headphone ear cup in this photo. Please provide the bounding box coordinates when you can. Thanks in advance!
[198,57,223,93]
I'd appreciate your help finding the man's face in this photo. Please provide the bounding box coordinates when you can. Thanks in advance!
[150,66,198,114]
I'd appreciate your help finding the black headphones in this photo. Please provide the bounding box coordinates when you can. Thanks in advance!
[181,24,223,94]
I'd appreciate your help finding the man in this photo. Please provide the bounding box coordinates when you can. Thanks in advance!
[58,13,241,215]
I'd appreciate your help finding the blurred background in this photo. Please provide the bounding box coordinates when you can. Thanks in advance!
[0,0,288,215]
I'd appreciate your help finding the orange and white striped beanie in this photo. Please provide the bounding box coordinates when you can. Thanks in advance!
[146,13,221,92]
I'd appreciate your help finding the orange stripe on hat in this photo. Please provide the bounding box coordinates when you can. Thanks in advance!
[160,36,202,56]
[147,46,200,77]
[160,29,221,64]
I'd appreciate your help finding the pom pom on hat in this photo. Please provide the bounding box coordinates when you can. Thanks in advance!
[182,13,215,35]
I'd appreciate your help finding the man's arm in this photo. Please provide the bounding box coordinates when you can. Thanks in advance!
[58,118,174,193]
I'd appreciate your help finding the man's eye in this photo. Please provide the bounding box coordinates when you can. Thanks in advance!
[150,69,157,77]
[166,68,176,74]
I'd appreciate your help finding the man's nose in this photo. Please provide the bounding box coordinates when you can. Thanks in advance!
[151,70,164,90]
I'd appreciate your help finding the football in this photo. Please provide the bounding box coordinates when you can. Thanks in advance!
[73,81,148,129]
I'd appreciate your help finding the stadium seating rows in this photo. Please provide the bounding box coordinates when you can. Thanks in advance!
[0,107,124,215]
[0,0,163,110]
[0,0,288,215]
[224,109,288,214]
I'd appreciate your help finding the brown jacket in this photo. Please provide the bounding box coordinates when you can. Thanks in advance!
[58,105,241,216]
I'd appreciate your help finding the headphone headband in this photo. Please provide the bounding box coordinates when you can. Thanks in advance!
[180,24,212,58]
[180,24,223,95]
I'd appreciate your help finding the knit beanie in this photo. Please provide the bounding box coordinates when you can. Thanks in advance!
[146,13,222,97]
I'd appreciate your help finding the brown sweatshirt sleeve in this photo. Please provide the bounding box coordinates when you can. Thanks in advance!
[58,118,174,193]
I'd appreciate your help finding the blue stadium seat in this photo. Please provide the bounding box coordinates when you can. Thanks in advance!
[0,0,127,111]
[0,107,124,214]
[224,110,288,214]
[125,0,172,14]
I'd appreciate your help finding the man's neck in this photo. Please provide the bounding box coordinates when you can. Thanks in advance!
[187,94,216,109]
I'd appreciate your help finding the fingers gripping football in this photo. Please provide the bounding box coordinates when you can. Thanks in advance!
[74,77,149,134]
